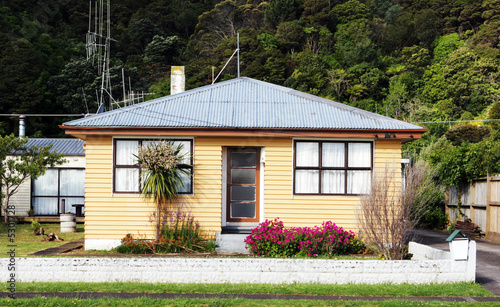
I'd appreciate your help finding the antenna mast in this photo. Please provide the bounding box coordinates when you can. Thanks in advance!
[86,0,117,112]
[237,32,240,78]
[212,33,241,84]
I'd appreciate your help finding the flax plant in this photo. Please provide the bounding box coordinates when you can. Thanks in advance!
[135,140,191,241]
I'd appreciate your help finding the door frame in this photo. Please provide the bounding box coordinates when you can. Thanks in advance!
[222,147,264,227]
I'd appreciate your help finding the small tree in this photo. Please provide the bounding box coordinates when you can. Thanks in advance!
[1,134,66,223]
[135,140,191,240]
[356,160,442,260]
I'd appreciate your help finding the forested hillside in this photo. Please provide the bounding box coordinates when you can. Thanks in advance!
[1,0,500,186]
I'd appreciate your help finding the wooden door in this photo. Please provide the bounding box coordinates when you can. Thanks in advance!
[226,147,260,223]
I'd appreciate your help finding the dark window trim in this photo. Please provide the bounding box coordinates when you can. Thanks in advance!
[113,138,194,194]
[31,167,85,216]
[293,140,373,196]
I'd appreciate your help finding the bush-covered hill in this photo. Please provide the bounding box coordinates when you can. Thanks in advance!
[0,0,499,141]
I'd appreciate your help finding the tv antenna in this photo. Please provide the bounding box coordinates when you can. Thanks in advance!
[212,33,240,84]
[86,0,118,112]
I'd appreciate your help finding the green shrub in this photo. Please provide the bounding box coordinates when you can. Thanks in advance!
[115,208,216,254]
[420,206,448,230]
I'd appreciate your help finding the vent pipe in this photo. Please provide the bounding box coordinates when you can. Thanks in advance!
[19,115,26,138]
[171,66,185,95]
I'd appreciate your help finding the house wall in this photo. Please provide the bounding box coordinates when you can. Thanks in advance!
[9,155,85,217]
[84,135,402,250]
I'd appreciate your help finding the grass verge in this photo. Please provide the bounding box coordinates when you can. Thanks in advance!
[3,282,493,297]
[0,297,499,306]
[0,222,84,257]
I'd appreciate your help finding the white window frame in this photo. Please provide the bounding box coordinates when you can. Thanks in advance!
[293,140,373,195]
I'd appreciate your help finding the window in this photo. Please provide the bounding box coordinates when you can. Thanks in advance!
[114,139,193,194]
[32,168,85,215]
[294,141,372,195]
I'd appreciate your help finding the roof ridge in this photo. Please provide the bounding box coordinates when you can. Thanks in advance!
[62,77,424,131]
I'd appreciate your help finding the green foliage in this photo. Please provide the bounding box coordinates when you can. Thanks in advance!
[428,138,500,186]
[115,208,216,254]
[264,0,300,28]
[136,141,190,205]
[257,32,279,50]
[135,140,191,240]
[420,207,449,230]
[1,0,500,145]
[331,0,370,24]
[144,35,179,65]
[30,219,43,235]
[0,134,66,222]
[433,33,464,63]
[487,101,500,131]
[445,124,491,146]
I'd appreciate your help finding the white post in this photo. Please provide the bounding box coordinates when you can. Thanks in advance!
[466,240,477,282]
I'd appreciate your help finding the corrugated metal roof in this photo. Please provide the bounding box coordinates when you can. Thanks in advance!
[26,138,85,156]
[63,77,424,131]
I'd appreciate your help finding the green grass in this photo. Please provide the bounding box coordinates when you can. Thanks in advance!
[3,282,493,297]
[0,297,499,306]
[0,222,84,257]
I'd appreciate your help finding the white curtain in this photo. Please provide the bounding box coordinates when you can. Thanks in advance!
[116,140,138,165]
[296,142,319,167]
[115,168,139,192]
[32,197,58,215]
[60,169,85,196]
[348,143,371,167]
[295,170,319,193]
[322,170,345,194]
[32,169,58,196]
[347,170,371,194]
[322,143,344,167]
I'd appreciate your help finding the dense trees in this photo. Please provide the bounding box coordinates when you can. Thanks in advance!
[0,0,498,155]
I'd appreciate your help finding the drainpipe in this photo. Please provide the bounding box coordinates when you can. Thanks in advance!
[19,115,26,138]
[170,66,185,95]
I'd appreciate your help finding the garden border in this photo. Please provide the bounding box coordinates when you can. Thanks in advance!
[0,242,475,284]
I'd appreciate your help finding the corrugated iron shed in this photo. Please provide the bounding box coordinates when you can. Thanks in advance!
[63,77,424,131]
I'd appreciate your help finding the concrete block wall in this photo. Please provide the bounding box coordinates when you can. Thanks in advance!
[2,243,476,284]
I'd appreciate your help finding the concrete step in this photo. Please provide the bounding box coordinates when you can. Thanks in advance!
[215,233,250,254]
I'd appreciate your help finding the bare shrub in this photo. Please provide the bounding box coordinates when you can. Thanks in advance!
[357,160,441,260]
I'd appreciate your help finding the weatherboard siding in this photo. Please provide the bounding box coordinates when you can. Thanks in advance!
[83,136,402,243]
[84,136,153,240]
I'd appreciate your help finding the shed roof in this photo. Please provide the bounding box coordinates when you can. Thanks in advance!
[26,138,85,156]
[63,77,423,131]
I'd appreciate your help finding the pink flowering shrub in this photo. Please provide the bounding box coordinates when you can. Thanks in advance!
[244,218,365,257]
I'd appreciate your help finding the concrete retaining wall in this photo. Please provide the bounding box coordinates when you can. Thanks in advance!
[2,242,476,284]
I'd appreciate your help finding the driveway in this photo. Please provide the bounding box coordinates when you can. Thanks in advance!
[413,229,500,296]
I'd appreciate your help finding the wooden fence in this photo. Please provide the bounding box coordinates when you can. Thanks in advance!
[446,175,500,243]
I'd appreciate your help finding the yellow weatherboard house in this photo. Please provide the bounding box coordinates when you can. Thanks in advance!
[61,77,426,251]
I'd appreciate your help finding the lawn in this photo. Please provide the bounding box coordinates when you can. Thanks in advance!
[4,282,493,297]
[0,221,84,257]
[0,282,497,306]
[1,297,499,306]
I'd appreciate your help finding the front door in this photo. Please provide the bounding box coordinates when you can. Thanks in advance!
[226,147,260,223]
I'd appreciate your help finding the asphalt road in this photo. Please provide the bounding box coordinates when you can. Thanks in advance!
[413,229,500,296]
